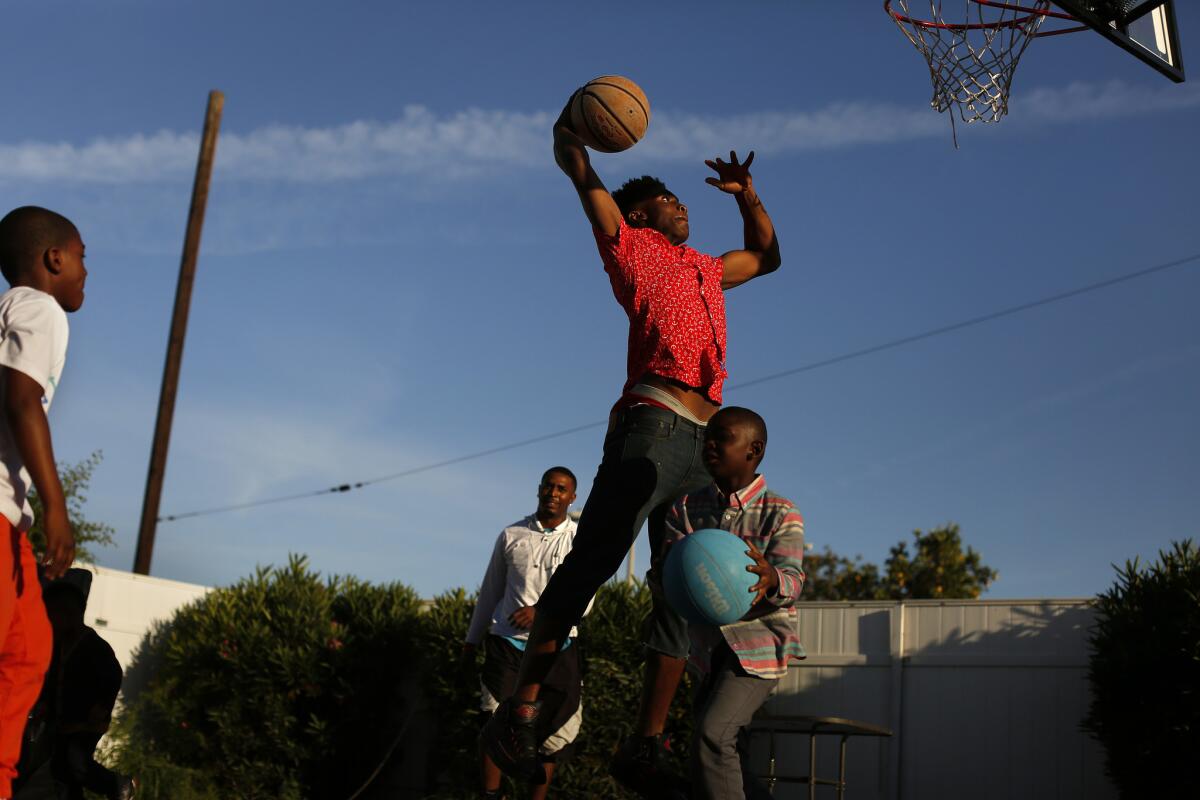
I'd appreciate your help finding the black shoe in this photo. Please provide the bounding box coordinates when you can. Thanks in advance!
[111,775,138,800]
[479,699,544,784]
[609,734,690,799]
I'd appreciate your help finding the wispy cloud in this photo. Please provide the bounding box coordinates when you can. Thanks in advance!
[1,81,1196,184]
[0,107,552,184]
[1016,79,1200,121]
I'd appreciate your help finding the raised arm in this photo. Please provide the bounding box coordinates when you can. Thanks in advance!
[553,95,623,236]
[707,151,782,289]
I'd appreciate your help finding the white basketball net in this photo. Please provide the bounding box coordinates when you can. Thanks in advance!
[888,0,1050,136]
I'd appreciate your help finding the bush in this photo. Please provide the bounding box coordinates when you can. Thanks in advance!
[410,588,483,799]
[559,580,694,798]
[417,580,693,799]
[28,451,115,562]
[110,555,422,799]
[1084,540,1200,797]
[110,558,697,799]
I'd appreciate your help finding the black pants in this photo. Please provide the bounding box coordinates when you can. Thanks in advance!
[537,405,711,657]
[51,732,118,800]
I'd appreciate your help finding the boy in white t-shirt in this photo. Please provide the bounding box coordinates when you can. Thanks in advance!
[0,206,85,800]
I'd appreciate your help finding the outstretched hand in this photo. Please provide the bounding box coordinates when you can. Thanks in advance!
[705,150,755,195]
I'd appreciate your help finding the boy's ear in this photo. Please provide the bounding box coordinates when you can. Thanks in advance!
[627,209,647,225]
[748,440,765,462]
[43,246,63,275]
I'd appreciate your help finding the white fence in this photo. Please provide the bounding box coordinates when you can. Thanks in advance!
[753,600,1114,800]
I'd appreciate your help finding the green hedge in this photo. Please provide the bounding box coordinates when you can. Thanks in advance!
[1084,540,1200,798]
[110,557,692,799]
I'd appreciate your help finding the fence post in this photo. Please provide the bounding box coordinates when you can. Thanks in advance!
[888,602,906,799]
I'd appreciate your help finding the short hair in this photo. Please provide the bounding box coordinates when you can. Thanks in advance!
[611,176,670,217]
[0,206,78,285]
[713,406,768,446]
[541,466,577,490]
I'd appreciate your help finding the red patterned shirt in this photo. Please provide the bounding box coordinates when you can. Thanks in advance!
[594,219,728,404]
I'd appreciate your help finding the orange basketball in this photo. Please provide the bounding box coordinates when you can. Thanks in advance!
[569,75,651,153]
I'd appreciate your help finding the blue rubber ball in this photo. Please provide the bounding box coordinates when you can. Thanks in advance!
[663,528,756,625]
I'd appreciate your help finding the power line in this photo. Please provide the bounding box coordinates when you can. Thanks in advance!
[159,420,607,522]
[728,250,1200,391]
[159,250,1200,523]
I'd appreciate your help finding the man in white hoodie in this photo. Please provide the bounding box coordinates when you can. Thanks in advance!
[462,466,590,800]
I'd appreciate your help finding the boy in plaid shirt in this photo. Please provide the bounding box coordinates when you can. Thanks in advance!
[656,406,805,800]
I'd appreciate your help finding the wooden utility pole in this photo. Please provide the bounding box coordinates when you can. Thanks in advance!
[133,90,224,575]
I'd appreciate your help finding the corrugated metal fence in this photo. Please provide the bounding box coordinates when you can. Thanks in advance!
[751,600,1114,800]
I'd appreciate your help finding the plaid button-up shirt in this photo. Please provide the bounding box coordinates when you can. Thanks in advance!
[664,474,806,679]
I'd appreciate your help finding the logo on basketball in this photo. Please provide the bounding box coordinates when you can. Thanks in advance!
[694,562,731,617]
[662,529,757,626]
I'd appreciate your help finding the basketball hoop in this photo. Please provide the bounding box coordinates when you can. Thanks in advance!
[885,1,1087,141]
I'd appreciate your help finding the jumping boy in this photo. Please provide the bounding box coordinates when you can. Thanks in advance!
[463,467,589,799]
[660,406,805,800]
[0,206,85,800]
[482,93,783,795]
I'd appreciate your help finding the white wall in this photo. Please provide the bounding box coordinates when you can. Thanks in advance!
[81,565,210,672]
[751,600,1114,800]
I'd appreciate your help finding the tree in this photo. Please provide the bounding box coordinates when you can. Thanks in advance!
[882,524,997,599]
[803,547,882,600]
[27,450,115,562]
[805,523,996,601]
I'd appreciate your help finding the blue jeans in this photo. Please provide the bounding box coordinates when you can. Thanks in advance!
[537,404,711,658]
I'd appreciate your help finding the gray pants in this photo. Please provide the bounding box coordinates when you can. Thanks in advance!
[691,647,779,800]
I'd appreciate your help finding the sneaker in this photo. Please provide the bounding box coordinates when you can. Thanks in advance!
[609,734,690,799]
[479,699,544,784]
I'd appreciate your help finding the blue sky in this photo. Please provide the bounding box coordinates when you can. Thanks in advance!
[3,1,1197,598]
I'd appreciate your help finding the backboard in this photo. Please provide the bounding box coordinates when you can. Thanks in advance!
[1051,1,1184,82]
